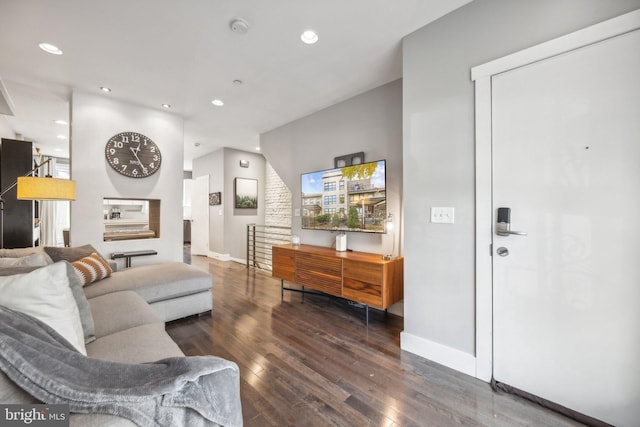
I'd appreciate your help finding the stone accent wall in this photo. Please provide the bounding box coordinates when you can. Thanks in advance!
[264,162,292,228]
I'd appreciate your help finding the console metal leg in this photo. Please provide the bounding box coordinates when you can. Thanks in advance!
[279,281,375,325]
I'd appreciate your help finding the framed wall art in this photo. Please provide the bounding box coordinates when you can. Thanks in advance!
[209,192,221,206]
[234,178,258,209]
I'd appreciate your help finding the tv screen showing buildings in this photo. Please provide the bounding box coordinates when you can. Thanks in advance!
[301,160,386,233]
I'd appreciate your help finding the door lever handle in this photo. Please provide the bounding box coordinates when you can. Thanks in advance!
[496,222,527,236]
[496,229,528,236]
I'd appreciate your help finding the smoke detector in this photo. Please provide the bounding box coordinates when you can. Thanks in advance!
[230,19,250,34]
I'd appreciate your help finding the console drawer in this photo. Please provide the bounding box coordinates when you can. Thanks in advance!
[295,252,342,296]
[343,260,383,307]
[272,246,295,281]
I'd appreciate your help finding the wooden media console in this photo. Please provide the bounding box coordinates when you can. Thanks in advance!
[272,244,403,323]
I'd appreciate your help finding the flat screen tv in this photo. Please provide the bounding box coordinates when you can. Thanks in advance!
[301,160,386,233]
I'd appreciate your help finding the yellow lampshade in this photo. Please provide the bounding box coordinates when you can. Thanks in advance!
[16,176,76,201]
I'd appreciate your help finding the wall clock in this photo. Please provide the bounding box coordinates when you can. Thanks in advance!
[105,132,162,178]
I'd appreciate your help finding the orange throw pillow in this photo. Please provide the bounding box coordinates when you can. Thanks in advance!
[72,252,112,286]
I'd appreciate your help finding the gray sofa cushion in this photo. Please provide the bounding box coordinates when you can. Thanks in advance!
[44,244,117,271]
[88,291,161,338]
[63,261,96,343]
[0,252,50,267]
[151,291,212,322]
[44,244,107,263]
[86,323,184,364]
[83,262,212,303]
[0,247,53,264]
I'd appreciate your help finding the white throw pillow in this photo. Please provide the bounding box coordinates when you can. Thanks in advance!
[0,252,50,268]
[0,262,87,355]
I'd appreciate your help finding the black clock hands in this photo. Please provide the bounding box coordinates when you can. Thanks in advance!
[129,144,148,174]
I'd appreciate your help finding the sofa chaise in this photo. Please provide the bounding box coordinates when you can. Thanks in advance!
[39,244,214,322]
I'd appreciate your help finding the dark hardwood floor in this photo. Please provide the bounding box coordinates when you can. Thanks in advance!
[166,253,583,427]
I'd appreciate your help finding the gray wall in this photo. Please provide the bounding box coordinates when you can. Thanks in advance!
[223,147,265,262]
[402,0,640,360]
[261,79,403,257]
[192,147,265,261]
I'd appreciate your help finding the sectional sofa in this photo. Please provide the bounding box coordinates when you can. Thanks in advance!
[0,245,241,426]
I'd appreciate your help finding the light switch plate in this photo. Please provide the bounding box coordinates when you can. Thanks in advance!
[431,207,455,224]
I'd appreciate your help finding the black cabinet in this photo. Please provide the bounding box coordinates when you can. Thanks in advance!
[0,139,34,248]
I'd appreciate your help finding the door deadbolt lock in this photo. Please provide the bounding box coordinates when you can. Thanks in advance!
[496,247,509,257]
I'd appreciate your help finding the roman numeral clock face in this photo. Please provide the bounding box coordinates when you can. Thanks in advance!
[105,132,162,178]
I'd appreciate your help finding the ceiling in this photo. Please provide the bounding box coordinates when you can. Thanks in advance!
[0,0,471,170]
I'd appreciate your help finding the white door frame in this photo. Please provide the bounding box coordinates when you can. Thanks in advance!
[472,9,640,382]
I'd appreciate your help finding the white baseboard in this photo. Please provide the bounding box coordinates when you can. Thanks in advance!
[207,251,231,261]
[400,331,477,378]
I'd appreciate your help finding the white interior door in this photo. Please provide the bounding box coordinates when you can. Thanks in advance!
[191,175,209,256]
[492,29,640,426]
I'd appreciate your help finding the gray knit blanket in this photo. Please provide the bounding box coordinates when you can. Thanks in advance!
[0,305,242,427]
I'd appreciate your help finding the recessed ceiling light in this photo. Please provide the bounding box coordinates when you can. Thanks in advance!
[53,120,68,125]
[100,86,111,93]
[194,142,201,147]
[161,103,171,108]
[38,42,63,55]
[233,79,243,85]
[211,99,224,107]
[56,134,67,139]
[300,30,318,45]
[256,146,261,151]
